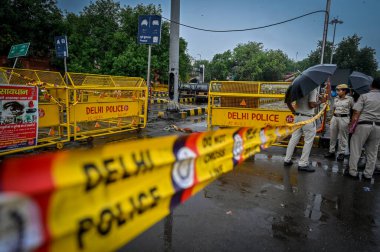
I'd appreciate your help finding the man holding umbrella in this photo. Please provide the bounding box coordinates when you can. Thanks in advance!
[348,77,380,180]
[283,64,336,172]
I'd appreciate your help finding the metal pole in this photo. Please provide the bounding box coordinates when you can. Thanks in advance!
[169,0,180,103]
[320,0,331,64]
[147,44,152,114]
[201,64,205,83]
[330,22,337,64]
[147,45,152,89]
[329,17,343,64]
[64,56,68,84]
[8,57,18,84]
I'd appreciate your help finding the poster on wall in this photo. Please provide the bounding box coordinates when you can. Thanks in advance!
[0,84,38,151]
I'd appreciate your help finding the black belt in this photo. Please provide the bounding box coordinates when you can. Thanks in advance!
[334,113,349,117]
[294,113,313,117]
[358,121,380,126]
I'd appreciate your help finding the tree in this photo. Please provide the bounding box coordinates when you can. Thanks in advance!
[232,42,264,80]
[206,42,294,81]
[334,34,378,75]
[261,49,293,81]
[64,1,192,82]
[209,50,233,80]
[0,0,64,57]
[303,35,378,76]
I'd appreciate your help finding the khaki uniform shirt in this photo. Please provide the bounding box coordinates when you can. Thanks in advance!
[353,90,380,122]
[333,96,354,114]
[295,88,318,115]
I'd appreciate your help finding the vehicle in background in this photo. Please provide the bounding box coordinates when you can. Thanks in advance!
[179,78,209,103]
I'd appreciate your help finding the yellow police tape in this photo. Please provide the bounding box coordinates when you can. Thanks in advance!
[0,105,326,251]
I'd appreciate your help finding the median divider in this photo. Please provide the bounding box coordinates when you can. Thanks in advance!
[0,104,326,252]
[181,107,207,118]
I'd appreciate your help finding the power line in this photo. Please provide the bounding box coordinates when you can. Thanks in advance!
[162,10,326,33]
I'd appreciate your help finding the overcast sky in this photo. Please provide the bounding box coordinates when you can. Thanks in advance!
[57,0,380,64]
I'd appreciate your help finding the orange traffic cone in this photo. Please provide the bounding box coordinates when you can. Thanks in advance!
[117,118,122,127]
[48,128,55,136]
[95,122,101,128]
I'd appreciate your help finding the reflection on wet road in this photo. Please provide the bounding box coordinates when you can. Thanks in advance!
[124,147,380,252]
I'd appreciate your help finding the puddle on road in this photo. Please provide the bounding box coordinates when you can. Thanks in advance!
[304,193,339,222]
[332,164,339,173]
[271,215,308,240]
[254,153,284,161]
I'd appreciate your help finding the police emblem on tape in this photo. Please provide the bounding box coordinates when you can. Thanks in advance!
[0,193,43,251]
[172,147,196,189]
[233,133,243,162]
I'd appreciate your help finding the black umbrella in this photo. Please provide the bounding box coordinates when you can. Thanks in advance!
[289,64,337,101]
[330,69,350,87]
[349,71,373,95]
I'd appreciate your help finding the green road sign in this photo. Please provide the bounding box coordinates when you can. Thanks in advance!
[8,42,30,59]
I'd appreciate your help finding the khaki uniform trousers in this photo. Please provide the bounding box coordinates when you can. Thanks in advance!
[349,124,380,178]
[285,115,316,167]
[329,116,349,154]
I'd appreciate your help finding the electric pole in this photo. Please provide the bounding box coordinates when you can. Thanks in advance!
[329,17,343,64]
[320,0,331,64]
[169,0,180,104]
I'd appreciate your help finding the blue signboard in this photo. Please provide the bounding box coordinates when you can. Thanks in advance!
[138,15,162,45]
[55,36,69,58]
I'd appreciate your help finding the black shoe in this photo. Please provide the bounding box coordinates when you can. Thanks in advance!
[337,154,345,161]
[362,176,372,181]
[298,165,315,172]
[284,160,293,166]
[324,152,335,159]
[344,171,358,180]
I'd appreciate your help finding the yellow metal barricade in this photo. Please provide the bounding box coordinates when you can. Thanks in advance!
[207,81,292,129]
[0,67,70,155]
[65,72,148,141]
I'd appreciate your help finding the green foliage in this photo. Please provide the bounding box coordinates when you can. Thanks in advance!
[0,0,64,57]
[63,1,192,82]
[1,0,192,82]
[208,50,233,81]
[302,35,378,76]
[207,42,293,81]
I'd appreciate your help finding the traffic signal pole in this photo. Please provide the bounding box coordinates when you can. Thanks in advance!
[169,0,180,103]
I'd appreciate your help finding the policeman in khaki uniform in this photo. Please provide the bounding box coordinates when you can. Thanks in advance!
[348,78,380,179]
[284,87,326,172]
[325,84,354,161]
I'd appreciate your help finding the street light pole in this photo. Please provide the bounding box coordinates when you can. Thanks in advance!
[329,17,343,64]
[320,0,331,64]
[197,53,202,62]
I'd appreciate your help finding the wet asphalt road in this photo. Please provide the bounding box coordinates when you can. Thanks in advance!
[123,145,380,252]
[120,104,380,252]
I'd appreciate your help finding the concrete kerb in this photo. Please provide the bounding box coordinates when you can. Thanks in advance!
[149,98,195,104]
[180,107,207,119]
